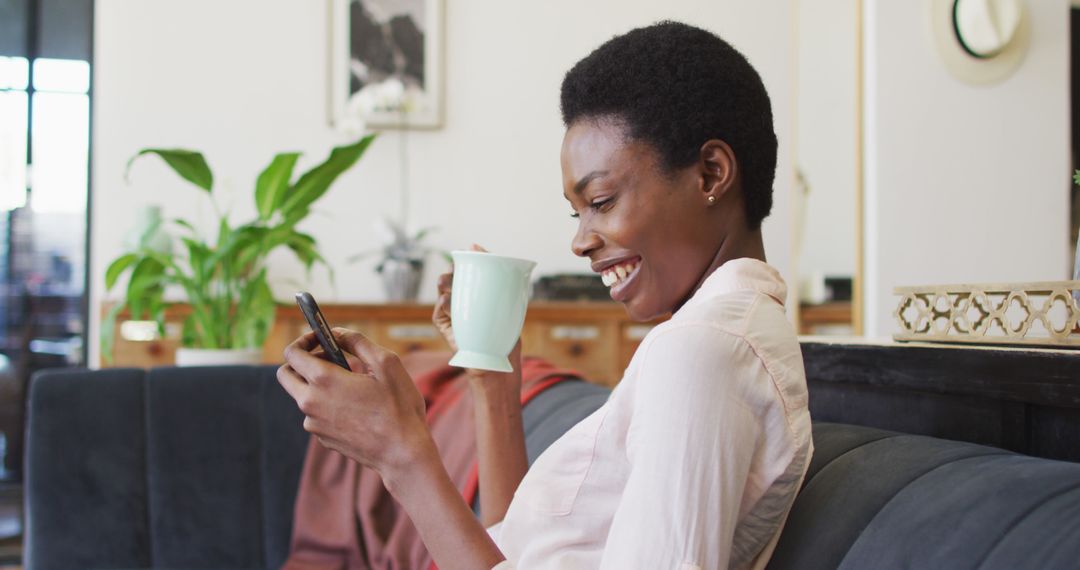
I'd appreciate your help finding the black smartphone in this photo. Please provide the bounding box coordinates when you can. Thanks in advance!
[294,291,351,371]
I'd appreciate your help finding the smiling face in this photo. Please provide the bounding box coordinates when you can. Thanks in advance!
[562,119,738,321]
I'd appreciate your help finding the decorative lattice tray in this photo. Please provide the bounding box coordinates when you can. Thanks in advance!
[894,281,1080,348]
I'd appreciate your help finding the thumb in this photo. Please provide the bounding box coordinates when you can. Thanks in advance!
[331,327,389,370]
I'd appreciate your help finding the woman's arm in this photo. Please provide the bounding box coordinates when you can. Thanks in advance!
[381,434,507,570]
[434,261,529,527]
[279,329,506,570]
[467,341,529,527]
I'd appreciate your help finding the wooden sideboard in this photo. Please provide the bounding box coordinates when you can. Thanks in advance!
[104,302,666,387]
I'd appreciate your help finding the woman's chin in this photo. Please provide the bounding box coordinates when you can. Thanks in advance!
[621,297,666,322]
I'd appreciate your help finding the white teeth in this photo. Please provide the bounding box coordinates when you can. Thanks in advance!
[599,261,639,288]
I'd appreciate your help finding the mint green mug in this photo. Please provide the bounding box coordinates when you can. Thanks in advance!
[448,250,537,372]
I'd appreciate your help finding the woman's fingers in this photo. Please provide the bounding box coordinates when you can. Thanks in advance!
[289,330,320,352]
[278,328,432,472]
[276,364,311,406]
[436,272,453,295]
[284,333,341,384]
[331,327,401,377]
[433,290,450,315]
[344,351,366,372]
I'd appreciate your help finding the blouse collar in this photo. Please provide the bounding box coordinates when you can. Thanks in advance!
[683,258,788,310]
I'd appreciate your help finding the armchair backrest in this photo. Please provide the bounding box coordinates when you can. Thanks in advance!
[25,365,610,569]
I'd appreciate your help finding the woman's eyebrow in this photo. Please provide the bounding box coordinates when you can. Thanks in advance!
[573,170,609,195]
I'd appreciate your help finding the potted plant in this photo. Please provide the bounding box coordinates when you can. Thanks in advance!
[102,135,376,365]
[349,217,439,302]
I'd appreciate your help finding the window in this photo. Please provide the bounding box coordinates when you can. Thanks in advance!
[0,0,92,492]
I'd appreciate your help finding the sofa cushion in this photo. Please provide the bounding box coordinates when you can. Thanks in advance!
[138,365,309,567]
[769,423,1080,570]
[25,368,152,569]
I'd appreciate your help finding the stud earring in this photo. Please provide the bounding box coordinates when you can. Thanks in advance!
[707,196,717,204]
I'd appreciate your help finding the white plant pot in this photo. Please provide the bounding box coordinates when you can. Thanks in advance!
[174,347,264,367]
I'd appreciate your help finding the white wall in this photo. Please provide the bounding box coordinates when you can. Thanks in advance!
[863,0,1071,338]
[795,0,857,282]
[90,0,796,365]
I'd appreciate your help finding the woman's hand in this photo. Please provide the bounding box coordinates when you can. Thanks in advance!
[432,269,457,352]
[278,328,433,479]
[280,330,508,570]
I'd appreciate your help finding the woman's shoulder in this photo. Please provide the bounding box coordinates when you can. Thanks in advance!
[624,290,802,408]
[644,287,781,349]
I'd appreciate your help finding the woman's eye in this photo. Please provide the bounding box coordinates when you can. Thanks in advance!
[591,197,614,211]
[569,197,613,219]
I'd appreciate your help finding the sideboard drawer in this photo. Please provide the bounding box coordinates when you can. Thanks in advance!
[106,319,180,367]
[370,321,447,355]
[523,322,621,386]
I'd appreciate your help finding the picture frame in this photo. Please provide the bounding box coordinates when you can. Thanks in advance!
[329,0,444,130]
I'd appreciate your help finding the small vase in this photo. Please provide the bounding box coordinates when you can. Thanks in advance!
[379,258,423,302]
[174,347,263,367]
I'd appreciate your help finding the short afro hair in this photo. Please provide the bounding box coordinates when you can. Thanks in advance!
[560,21,778,229]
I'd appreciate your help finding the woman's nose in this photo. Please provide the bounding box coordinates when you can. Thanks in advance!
[571,221,602,258]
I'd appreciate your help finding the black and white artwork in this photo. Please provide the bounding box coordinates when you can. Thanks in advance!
[331,0,443,129]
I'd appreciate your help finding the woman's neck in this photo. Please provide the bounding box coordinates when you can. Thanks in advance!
[675,228,767,312]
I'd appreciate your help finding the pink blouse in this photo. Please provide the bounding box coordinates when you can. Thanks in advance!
[490,258,813,569]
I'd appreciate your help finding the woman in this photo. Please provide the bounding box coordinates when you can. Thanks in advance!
[278,21,812,569]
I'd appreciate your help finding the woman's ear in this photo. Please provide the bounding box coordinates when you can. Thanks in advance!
[699,139,738,204]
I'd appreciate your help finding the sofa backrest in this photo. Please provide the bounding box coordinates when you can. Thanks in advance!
[26,366,310,569]
[769,423,1080,569]
[29,365,1080,569]
[25,365,610,569]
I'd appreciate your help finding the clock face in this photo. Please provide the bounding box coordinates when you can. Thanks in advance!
[952,0,1023,59]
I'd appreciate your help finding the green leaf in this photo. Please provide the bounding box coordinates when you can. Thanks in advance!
[281,206,309,229]
[186,304,220,349]
[286,231,321,271]
[100,300,127,365]
[208,225,267,272]
[413,226,437,242]
[126,149,213,192]
[232,270,276,348]
[172,219,198,234]
[256,152,301,220]
[105,253,139,290]
[125,256,166,319]
[1073,170,1080,186]
[280,134,376,215]
[216,217,231,248]
[181,237,211,284]
[181,315,198,347]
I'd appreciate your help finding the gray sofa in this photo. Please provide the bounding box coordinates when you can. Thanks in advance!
[26,359,1080,569]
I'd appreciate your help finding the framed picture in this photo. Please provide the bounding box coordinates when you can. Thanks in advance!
[329,0,444,130]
